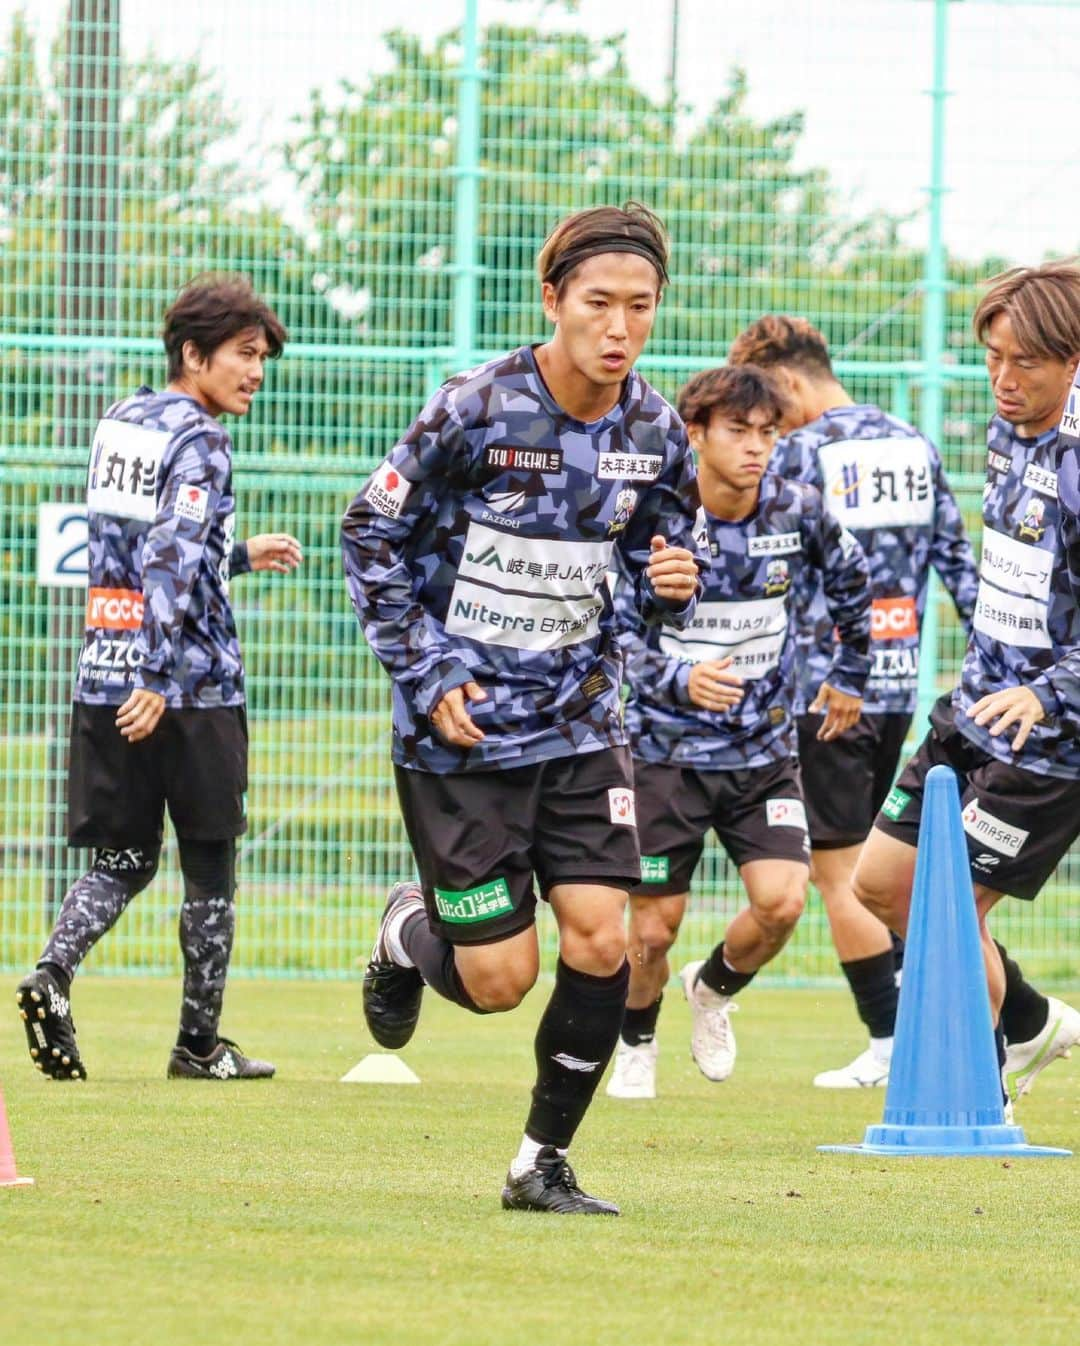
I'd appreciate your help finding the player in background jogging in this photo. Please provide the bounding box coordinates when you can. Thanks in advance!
[606,363,870,1099]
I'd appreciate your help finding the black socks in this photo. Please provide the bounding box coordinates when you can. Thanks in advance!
[839,949,898,1039]
[526,958,629,1149]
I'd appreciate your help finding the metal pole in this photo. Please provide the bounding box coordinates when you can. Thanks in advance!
[451,0,482,372]
[46,0,121,901]
[915,0,950,731]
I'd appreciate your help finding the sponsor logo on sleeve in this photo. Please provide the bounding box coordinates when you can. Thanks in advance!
[608,787,637,826]
[871,596,918,641]
[881,786,911,821]
[597,453,663,482]
[1023,462,1057,497]
[484,446,563,474]
[748,532,801,557]
[766,798,808,830]
[433,877,514,924]
[640,855,670,883]
[365,460,412,519]
[961,801,1028,858]
[85,587,144,631]
[173,484,209,524]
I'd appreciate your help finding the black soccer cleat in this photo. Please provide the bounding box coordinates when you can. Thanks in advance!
[362,882,426,1050]
[501,1146,620,1215]
[167,1037,275,1080]
[15,968,87,1080]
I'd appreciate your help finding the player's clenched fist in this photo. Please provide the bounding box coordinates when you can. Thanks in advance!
[646,534,699,603]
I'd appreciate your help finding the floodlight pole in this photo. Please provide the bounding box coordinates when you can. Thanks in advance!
[450,0,483,375]
[915,0,950,730]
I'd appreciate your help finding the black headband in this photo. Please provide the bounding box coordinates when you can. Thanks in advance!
[543,238,669,290]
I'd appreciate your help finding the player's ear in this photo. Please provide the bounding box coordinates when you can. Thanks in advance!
[181,339,204,374]
[541,281,559,326]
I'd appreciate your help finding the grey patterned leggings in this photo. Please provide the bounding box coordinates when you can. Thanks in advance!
[39,837,236,1038]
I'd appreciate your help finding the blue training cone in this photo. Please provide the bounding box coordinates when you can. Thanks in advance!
[820,764,1070,1158]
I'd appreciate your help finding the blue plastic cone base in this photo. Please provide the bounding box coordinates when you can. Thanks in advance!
[819,765,1072,1160]
[820,1122,1071,1158]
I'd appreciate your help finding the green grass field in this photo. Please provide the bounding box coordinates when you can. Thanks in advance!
[2,979,1078,1345]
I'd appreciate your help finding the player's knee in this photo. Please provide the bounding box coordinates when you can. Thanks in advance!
[851,866,895,924]
[633,909,679,960]
[564,923,627,976]
[754,884,806,939]
[92,845,160,895]
[463,966,536,1013]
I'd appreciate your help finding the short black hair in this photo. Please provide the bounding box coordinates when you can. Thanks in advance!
[163,274,286,380]
[676,363,787,428]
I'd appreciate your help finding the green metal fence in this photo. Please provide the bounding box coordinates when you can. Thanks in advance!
[2,0,1078,985]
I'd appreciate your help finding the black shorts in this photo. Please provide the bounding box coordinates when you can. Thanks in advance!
[631,756,810,898]
[873,696,1080,901]
[67,701,248,847]
[394,745,641,945]
[797,711,913,849]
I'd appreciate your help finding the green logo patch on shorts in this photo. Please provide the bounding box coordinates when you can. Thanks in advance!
[433,877,513,924]
[881,787,911,821]
[640,855,670,883]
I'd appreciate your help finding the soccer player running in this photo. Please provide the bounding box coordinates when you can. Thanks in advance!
[852,262,1080,1098]
[17,275,302,1082]
[606,364,871,1099]
[341,205,706,1215]
[726,316,980,1089]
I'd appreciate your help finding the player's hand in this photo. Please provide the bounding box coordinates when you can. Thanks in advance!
[246,533,303,573]
[646,535,699,604]
[116,689,166,743]
[687,658,744,713]
[966,685,1046,752]
[431,681,488,748]
[809,683,862,741]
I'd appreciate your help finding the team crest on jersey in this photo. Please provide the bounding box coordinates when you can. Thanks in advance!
[763,558,790,596]
[1018,496,1045,542]
[607,488,637,536]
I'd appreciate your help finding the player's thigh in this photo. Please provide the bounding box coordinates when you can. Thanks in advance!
[959,758,1080,900]
[394,762,539,946]
[532,746,641,895]
[66,700,165,848]
[713,756,811,871]
[162,705,248,841]
[851,826,918,930]
[629,759,710,899]
[796,713,876,849]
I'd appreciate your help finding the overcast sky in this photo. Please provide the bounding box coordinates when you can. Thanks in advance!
[5,0,1079,263]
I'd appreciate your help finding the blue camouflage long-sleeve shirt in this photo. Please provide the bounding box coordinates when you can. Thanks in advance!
[772,404,978,714]
[616,473,871,771]
[953,406,1080,780]
[341,345,708,774]
[75,387,250,708]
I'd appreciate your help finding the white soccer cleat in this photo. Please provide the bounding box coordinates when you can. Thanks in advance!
[606,1037,658,1100]
[813,1045,890,1089]
[680,960,738,1082]
[1003,996,1080,1102]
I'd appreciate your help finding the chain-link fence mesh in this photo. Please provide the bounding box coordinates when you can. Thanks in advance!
[2,0,1078,984]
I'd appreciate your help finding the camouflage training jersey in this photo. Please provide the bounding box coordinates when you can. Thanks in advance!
[772,404,977,714]
[74,387,251,709]
[340,345,708,774]
[953,407,1080,780]
[615,472,871,771]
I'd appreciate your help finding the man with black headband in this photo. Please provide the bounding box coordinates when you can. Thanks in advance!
[342,203,708,1215]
